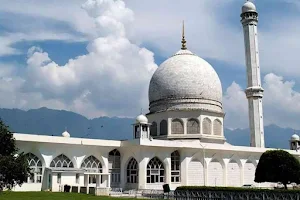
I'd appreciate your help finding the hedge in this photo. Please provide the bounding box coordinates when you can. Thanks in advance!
[175,186,300,193]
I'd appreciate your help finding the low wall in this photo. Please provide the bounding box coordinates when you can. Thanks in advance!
[173,187,300,200]
[95,188,110,196]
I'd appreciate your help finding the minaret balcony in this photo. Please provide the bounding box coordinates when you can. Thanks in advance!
[245,86,264,98]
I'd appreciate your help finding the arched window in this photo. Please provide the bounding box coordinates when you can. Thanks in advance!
[50,154,74,168]
[81,155,102,184]
[150,122,157,136]
[160,120,168,136]
[172,119,184,134]
[213,119,222,136]
[187,119,200,134]
[171,151,180,182]
[81,155,102,173]
[108,149,121,185]
[147,157,164,183]
[127,158,138,183]
[25,153,43,183]
[202,118,212,135]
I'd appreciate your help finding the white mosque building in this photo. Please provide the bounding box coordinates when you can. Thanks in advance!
[12,1,300,193]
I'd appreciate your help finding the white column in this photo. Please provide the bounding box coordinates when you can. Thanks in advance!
[164,157,171,185]
[85,174,89,187]
[138,158,147,189]
[204,158,209,186]
[223,158,230,187]
[180,152,189,185]
[183,119,187,135]
[168,118,172,136]
[241,3,265,148]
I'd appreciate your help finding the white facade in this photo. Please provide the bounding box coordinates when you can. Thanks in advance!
[11,1,299,193]
[13,133,300,192]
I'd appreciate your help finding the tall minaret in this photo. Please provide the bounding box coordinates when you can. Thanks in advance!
[240,1,265,148]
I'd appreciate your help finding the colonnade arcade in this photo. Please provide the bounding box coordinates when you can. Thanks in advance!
[23,150,258,189]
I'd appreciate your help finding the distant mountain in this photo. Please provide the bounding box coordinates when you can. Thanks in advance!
[0,107,132,140]
[0,107,295,149]
[225,124,295,149]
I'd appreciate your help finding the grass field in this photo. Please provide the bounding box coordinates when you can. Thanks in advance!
[0,192,135,200]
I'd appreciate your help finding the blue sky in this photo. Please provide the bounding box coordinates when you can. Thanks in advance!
[0,0,300,130]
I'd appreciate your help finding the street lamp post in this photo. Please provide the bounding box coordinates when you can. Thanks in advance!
[199,143,207,186]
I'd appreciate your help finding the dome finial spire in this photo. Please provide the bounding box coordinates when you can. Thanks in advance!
[181,20,187,50]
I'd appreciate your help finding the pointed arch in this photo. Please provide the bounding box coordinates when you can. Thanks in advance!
[228,155,242,168]
[208,158,224,186]
[171,150,180,182]
[227,158,241,187]
[171,119,184,134]
[150,121,157,136]
[213,119,222,136]
[244,160,256,185]
[50,154,73,168]
[81,155,102,173]
[147,157,165,183]
[126,157,138,183]
[108,149,121,186]
[202,118,212,135]
[25,153,43,183]
[160,120,168,135]
[187,118,200,134]
[188,158,204,185]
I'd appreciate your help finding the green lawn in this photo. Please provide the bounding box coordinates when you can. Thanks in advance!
[0,192,135,200]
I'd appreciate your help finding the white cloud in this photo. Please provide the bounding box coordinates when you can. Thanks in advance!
[0,0,157,118]
[0,32,86,57]
[2,0,300,79]
[0,36,21,56]
[126,0,300,78]
[223,82,248,129]
[224,73,300,129]
[1,0,300,130]
[126,0,244,65]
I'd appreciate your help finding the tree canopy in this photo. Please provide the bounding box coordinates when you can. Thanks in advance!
[255,149,300,189]
[0,120,30,191]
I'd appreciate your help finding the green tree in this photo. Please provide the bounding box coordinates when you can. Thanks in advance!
[255,149,300,189]
[0,120,30,191]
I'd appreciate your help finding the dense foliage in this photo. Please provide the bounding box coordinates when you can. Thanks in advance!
[0,120,30,191]
[255,150,300,189]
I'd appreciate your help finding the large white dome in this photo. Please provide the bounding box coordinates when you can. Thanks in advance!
[148,49,223,113]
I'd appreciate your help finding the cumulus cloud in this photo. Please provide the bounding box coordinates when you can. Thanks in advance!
[1,0,300,130]
[2,0,300,78]
[224,73,300,129]
[0,0,157,118]
[223,82,248,129]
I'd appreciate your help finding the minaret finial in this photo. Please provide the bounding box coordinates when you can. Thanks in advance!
[181,21,187,50]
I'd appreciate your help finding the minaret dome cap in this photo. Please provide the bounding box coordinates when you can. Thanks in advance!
[62,130,70,137]
[291,134,300,141]
[242,1,256,13]
[136,114,148,124]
